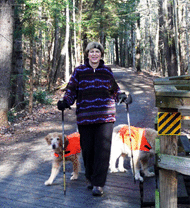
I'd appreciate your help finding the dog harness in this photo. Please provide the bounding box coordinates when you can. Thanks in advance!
[118,125,152,151]
[54,132,81,158]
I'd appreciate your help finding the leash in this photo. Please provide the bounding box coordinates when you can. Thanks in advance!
[62,110,66,195]
[125,103,136,183]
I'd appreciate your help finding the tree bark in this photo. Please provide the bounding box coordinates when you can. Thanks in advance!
[73,0,77,68]
[0,0,14,127]
[136,14,141,72]
[49,16,59,87]
[55,2,70,83]
[173,0,180,75]
[164,0,178,77]
[29,38,34,114]
[10,5,25,110]
[158,0,166,76]
[185,3,190,74]
[115,37,119,65]
[76,0,83,65]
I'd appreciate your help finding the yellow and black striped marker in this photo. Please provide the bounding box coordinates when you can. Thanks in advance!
[157,112,181,135]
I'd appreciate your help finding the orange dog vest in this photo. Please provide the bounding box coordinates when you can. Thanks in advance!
[65,132,80,157]
[54,132,81,158]
[118,126,152,151]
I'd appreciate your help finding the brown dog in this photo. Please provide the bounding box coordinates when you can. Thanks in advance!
[44,132,80,186]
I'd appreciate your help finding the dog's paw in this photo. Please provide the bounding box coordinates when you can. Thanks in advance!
[135,173,144,182]
[109,168,119,173]
[44,180,52,186]
[145,171,155,177]
[70,173,78,180]
[135,176,144,182]
[118,168,127,172]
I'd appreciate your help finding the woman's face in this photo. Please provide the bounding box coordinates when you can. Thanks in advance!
[88,48,101,65]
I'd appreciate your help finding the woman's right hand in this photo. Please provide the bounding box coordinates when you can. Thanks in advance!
[57,99,70,111]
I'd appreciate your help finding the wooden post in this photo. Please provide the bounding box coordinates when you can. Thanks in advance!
[159,108,178,208]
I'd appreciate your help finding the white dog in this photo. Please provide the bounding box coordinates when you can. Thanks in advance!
[44,132,81,186]
[109,124,157,182]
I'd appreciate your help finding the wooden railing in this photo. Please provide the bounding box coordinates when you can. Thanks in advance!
[154,75,190,208]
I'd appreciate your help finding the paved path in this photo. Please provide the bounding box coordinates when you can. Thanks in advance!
[0,66,158,208]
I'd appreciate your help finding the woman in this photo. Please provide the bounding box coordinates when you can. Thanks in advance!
[57,42,131,196]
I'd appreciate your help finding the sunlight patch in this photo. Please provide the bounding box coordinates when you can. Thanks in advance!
[0,163,13,179]
[133,91,144,94]
[15,158,38,176]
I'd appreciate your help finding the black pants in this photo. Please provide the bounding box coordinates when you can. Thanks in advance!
[78,122,113,187]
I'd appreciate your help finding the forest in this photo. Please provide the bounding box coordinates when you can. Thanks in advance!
[0,0,190,129]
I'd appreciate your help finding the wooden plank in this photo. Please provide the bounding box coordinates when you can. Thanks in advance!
[154,85,190,97]
[175,85,190,90]
[0,171,141,208]
[177,174,189,198]
[169,75,190,80]
[155,96,190,109]
[178,106,190,116]
[178,135,190,154]
[157,154,190,175]
[143,175,188,205]
[154,79,190,86]
[143,177,156,203]
[181,120,190,128]
[154,75,190,85]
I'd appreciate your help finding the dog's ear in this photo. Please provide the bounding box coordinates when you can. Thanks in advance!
[64,135,69,150]
[145,129,157,147]
[45,135,51,145]
[56,133,63,147]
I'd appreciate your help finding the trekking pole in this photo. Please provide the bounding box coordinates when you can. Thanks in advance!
[118,94,135,183]
[62,109,66,195]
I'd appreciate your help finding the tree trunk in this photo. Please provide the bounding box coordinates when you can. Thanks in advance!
[119,35,124,66]
[37,6,42,83]
[0,0,14,128]
[115,37,119,65]
[136,14,141,72]
[167,1,178,77]
[76,0,83,65]
[124,29,130,67]
[158,0,166,76]
[49,16,59,88]
[173,0,180,75]
[73,0,77,68]
[131,24,136,70]
[64,3,70,82]
[55,2,70,83]
[185,3,190,74]
[10,5,25,110]
[29,39,34,114]
[100,0,105,47]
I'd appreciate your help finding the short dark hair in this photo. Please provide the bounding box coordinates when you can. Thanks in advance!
[85,42,104,58]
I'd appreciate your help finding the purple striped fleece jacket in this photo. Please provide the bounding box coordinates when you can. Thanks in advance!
[63,59,121,125]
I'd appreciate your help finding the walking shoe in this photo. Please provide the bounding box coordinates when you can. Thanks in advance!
[92,186,104,196]
[86,180,93,190]
[87,184,93,190]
